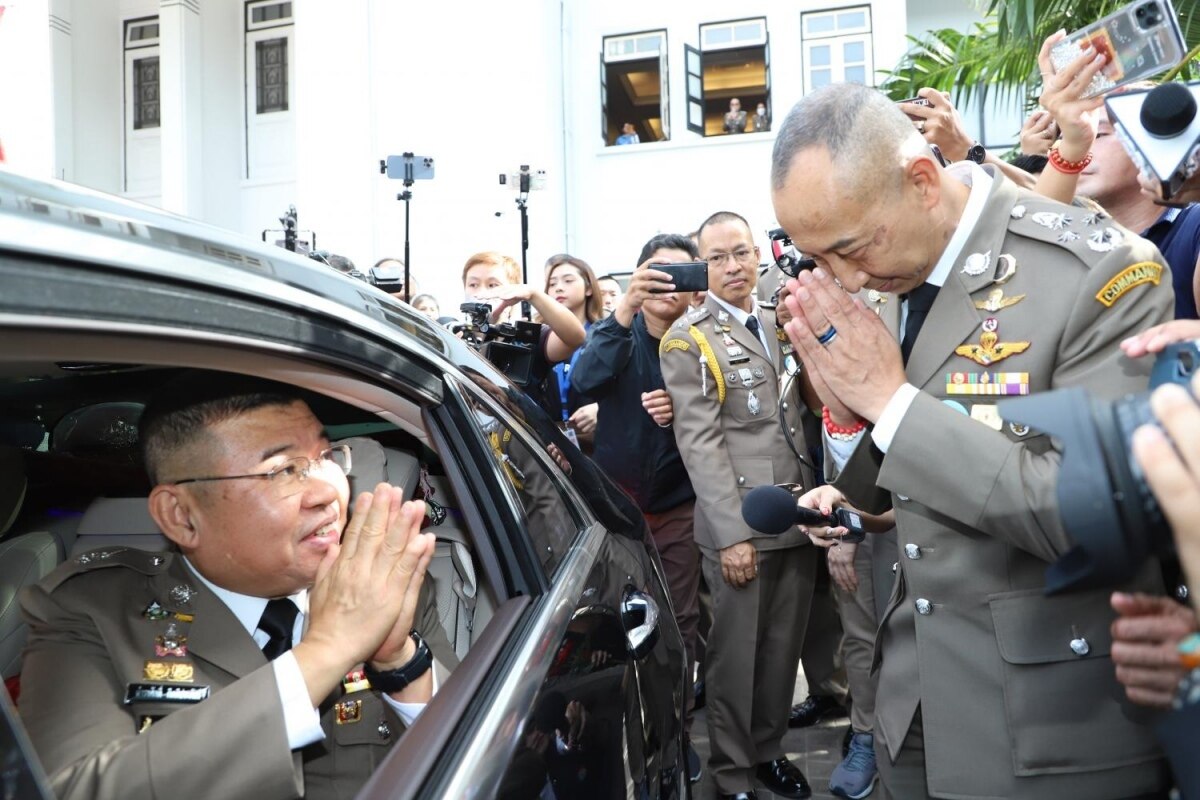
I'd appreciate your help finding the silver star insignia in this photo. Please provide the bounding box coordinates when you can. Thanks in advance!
[1031,211,1072,231]
[1057,231,1080,243]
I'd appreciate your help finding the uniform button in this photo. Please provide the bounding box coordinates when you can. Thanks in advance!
[782,402,789,411]
[737,476,746,486]
[1070,637,1090,656]
[915,598,932,615]
[1178,584,1190,602]
[897,494,910,502]
[891,561,899,574]
[904,543,922,560]
[378,721,391,739]
[789,426,796,435]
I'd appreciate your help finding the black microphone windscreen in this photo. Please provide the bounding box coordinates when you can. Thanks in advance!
[742,485,798,535]
[1141,82,1197,138]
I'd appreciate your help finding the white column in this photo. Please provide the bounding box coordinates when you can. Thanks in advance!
[0,0,56,176]
[158,0,203,215]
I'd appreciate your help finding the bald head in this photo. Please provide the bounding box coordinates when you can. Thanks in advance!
[771,83,926,201]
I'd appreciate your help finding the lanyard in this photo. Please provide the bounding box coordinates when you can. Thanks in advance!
[554,322,590,421]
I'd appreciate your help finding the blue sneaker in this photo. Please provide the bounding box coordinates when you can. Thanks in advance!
[829,731,878,799]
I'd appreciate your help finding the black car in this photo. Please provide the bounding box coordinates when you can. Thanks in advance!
[0,169,689,799]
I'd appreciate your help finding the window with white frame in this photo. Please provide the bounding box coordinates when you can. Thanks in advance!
[801,6,873,93]
[123,17,161,201]
[601,30,669,146]
[244,0,295,181]
[686,18,770,137]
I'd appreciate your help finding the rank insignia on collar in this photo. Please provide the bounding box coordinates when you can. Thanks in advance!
[1031,211,1072,231]
[867,289,888,304]
[335,698,363,725]
[974,288,1025,312]
[1082,211,1106,226]
[142,600,170,621]
[1057,231,1080,243]
[169,584,197,606]
[1087,227,1124,252]
[961,250,991,277]
[1010,204,1026,219]
[954,322,1030,367]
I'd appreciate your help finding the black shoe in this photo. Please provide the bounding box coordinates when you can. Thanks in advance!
[756,757,812,799]
[788,694,848,728]
[717,793,757,800]
[686,740,702,783]
[693,678,706,710]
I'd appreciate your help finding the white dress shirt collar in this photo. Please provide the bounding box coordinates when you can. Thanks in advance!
[924,162,994,289]
[709,293,770,353]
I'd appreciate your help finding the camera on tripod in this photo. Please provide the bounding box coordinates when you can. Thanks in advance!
[453,302,542,387]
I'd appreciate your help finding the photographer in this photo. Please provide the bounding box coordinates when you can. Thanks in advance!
[460,251,585,410]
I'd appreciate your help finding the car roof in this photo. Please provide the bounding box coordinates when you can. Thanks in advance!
[0,167,494,379]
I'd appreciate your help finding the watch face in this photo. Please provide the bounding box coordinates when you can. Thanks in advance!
[968,143,986,164]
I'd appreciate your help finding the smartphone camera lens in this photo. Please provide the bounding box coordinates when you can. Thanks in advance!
[1134,2,1162,29]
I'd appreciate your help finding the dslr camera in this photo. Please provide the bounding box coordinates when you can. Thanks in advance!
[767,227,816,278]
[1107,81,1200,202]
[453,302,542,387]
[998,341,1199,594]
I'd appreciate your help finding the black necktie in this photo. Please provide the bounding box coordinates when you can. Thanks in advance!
[744,314,763,351]
[900,283,939,365]
[259,598,299,660]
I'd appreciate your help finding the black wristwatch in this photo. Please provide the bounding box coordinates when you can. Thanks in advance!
[964,141,986,164]
[364,631,432,693]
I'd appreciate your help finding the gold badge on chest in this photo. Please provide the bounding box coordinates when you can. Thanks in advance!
[955,317,1030,367]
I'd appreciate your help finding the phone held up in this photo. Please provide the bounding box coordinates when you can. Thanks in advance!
[650,261,708,293]
[1049,0,1186,99]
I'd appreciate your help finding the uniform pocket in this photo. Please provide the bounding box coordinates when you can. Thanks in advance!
[729,455,774,497]
[989,589,1160,775]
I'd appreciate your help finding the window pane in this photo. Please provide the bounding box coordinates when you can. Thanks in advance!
[636,34,661,53]
[809,45,831,67]
[689,101,703,128]
[704,26,732,46]
[687,49,701,73]
[843,41,865,63]
[688,75,701,97]
[133,56,160,130]
[733,22,761,42]
[838,11,867,29]
[811,69,832,89]
[256,38,289,114]
[845,65,867,84]
[805,15,836,35]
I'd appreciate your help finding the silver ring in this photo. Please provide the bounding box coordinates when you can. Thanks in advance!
[917,120,926,134]
[817,326,838,346]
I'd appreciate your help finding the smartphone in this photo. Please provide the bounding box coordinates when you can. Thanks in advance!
[650,261,708,293]
[1049,0,1186,99]
[897,96,932,121]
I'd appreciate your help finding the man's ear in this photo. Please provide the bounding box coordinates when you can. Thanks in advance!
[149,485,200,549]
[907,155,942,210]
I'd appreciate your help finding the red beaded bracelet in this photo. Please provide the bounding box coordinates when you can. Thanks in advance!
[822,406,866,440]
[1047,147,1093,174]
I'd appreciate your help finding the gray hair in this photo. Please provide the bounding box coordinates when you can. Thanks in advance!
[770,83,926,199]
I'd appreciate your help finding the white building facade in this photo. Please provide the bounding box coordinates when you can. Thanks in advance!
[1,0,1022,305]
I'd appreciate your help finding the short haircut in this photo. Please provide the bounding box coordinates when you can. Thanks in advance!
[771,83,925,201]
[636,233,699,268]
[410,292,439,309]
[1010,153,1048,175]
[695,211,752,249]
[373,257,404,269]
[462,251,521,286]
[140,371,304,485]
[544,253,605,324]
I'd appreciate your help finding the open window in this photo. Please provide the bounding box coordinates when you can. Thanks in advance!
[801,6,874,93]
[692,18,770,137]
[601,30,669,146]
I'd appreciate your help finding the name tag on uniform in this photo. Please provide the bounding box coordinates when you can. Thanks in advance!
[124,683,211,705]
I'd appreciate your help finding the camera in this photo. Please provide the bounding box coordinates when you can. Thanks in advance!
[367,263,406,294]
[453,302,542,387]
[997,341,1198,594]
[1107,81,1200,202]
[767,227,815,279]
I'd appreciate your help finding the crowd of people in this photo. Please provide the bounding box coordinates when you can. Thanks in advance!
[16,23,1200,800]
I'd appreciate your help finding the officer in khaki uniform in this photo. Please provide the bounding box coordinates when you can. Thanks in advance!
[660,211,817,799]
[771,83,1171,799]
[18,374,437,800]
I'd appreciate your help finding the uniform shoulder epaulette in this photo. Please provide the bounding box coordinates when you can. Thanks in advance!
[684,305,710,324]
[1007,192,1129,269]
[41,546,171,593]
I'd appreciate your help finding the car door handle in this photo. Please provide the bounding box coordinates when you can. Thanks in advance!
[621,588,660,660]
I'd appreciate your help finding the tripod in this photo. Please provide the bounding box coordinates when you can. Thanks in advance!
[515,176,532,320]
[380,153,435,304]
[398,157,415,304]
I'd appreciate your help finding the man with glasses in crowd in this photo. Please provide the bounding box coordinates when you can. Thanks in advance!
[660,212,818,800]
[18,373,436,800]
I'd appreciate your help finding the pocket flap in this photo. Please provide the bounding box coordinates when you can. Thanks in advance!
[989,588,1113,664]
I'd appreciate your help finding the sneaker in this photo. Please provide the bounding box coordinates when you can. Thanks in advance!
[829,731,878,799]
[788,694,848,728]
[686,740,702,783]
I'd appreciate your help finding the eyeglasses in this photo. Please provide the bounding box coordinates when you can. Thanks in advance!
[706,248,758,267]
[172,445,352,497]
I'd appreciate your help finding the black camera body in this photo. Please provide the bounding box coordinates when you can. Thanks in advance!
[998,341,1198,594]
[768,227,816,278]
[454,302,542,387]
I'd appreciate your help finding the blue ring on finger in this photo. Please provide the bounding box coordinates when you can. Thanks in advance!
[817,326,838,346]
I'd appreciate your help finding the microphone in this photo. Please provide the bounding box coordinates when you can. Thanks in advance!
[742,484,866,542]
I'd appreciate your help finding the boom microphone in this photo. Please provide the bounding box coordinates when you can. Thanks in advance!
[741,484,866,542]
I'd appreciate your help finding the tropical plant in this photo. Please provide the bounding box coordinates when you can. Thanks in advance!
[879,0,1200,108]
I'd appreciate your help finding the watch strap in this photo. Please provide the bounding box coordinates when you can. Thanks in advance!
[363,631,432,693]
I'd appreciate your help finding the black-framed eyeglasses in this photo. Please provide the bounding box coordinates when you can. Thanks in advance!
[171,445,352,497]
